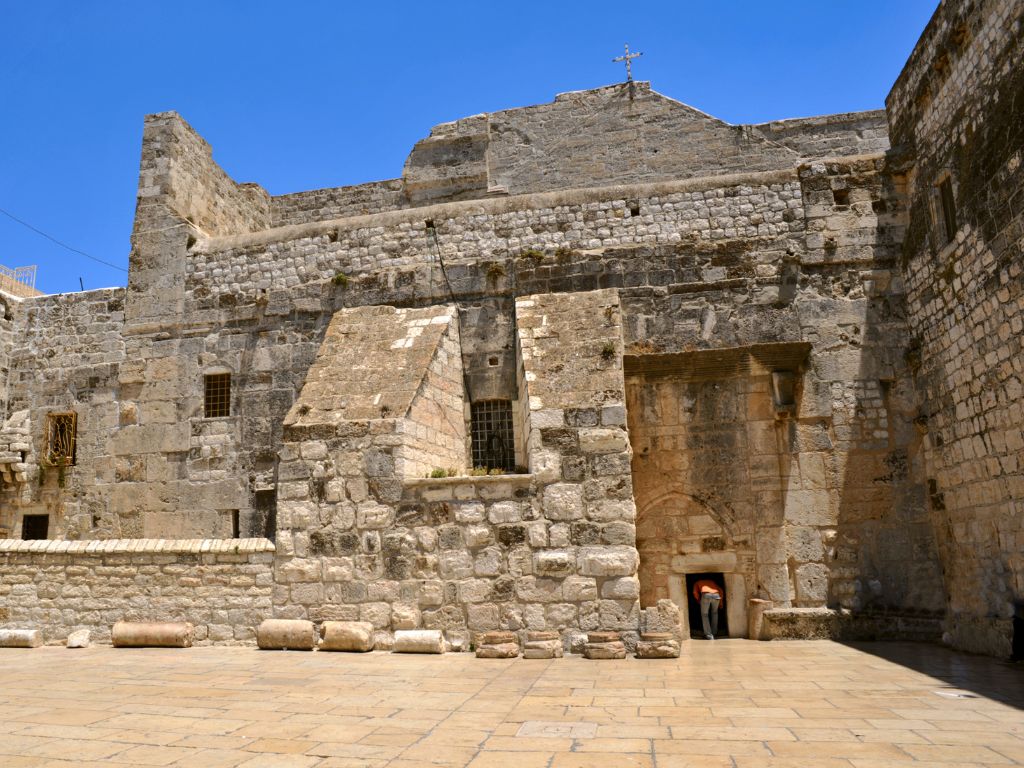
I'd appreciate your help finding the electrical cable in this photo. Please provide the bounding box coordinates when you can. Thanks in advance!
[429,225,475,404]
[0,205,128,272]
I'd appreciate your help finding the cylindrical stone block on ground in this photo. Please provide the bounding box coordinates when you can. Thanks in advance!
[320,621,375,652]
[112,622,194,648]
[0,629,43,648]
[393,629,445,654]
[748,598,773,640]
[256,619,317,651]
[587,631,620,643]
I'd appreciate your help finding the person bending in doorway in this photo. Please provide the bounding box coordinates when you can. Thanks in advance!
[693,579,724,640]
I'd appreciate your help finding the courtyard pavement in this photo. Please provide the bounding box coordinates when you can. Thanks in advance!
[0,639,1021,767]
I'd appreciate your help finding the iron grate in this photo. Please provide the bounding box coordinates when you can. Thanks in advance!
[204,373,231,418]
[471,399,514,471]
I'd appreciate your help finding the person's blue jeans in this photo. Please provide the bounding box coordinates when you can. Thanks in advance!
[700,593,721,638]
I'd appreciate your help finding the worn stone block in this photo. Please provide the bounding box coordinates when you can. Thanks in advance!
[0,629,43,648]
[320,621,374,652]
[256,619,316,651]
[393,629,445,654]
[113,622,195,649]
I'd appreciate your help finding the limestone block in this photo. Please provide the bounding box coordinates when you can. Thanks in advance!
[112,622,194,648]
[583,641,626,659]
[795,562,829,604]
[523,633,563,658]
[577,546,638,577]
[523,644,563,659]
[66,630,90,649]
[587,631,620,643]
[475,642,519,658]
[320,621,374,652]
[393,629,445,654]
[391,603,421,630]
[578,428,629,454]
[600,576,640,599]
[543,483,584,521]
[641,600,681,637]
[0,629,43,648]
[256,619,317,650]
[562,576,598,601]
[635,634,680,659]
[534,550,574,576]
[477,631,517,645]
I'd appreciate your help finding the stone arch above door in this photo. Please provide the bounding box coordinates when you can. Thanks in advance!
[636,490,740,607]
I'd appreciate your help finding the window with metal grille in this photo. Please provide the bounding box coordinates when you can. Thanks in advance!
[938,177,958,244]
[204,373,231,418]
[471,400,515,471]
[45,412,77,466]
[21,514,49,540]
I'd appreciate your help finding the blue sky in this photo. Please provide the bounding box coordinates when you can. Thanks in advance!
[1,1,937,295]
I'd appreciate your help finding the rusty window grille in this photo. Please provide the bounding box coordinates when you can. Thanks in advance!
[204,373,231,418]
[471,399,514,471]
[45,412,77,466]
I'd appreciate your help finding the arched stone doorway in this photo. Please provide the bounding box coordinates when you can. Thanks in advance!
[636,492,754,638]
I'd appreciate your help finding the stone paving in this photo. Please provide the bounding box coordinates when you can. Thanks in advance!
[0,640,1021,767]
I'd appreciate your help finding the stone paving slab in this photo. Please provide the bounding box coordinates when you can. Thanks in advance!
[0,640,1020,767]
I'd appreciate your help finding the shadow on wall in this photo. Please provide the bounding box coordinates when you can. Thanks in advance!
[826,161,947,638]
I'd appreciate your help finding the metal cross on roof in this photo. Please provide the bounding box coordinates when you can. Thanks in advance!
[612,44,643,82]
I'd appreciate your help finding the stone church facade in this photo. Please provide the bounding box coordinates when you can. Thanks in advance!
[1,0,1021,657]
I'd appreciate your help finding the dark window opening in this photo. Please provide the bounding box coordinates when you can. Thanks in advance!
[685,572,729,639]
[424,219,435,230]
[45,412,77,466]
[230,510,240,539]
[22,514,49,540]
[628,201,641,216]
[832,188,850,206]
[253,489,277,541]
[204,373,231,418]
[939,177,958,244]
[471,399,515,471]
[1012,603,1024,661]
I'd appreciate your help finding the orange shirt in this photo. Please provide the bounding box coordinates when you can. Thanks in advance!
[693,579,724,605]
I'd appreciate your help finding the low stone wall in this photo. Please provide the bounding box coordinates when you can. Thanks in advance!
[0,538,274,645]
[762,607,943,643]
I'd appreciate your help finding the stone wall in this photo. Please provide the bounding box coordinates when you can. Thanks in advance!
[887,0,1024,656]
[0,288,125,539]
[0,538,274,644]
[269,288,638,647]
[403,83,881,204]
[752,111,890,159]
[270,180,407,227]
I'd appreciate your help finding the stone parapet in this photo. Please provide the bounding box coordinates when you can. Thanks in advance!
[0,538,274,645]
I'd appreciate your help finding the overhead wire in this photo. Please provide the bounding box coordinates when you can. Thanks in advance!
[0,205,128,273]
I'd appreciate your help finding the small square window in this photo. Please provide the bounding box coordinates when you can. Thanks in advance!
[45,412,77,466]
[204,373,231,418]
[471,400,515,472]
[22,514,49,540]
[938,177,958,244]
